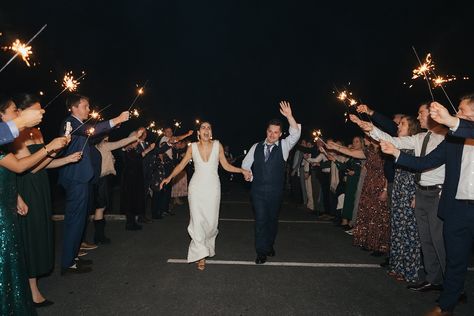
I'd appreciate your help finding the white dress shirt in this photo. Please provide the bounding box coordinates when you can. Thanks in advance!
[242,124,301,173]
[370,126,445,186]
[450,119,474,200]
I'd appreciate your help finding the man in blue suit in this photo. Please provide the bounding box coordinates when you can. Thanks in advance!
[0,107,45,145]
[58,94,130,275]
[379,95,474,316]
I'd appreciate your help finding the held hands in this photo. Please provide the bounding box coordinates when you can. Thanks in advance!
[242,169,252,181]
[279,101,293,118]
[378,190,388,202]
[356,104,374,116]
[186,130,194,137]
[159,177,171,190]
[379,140,400,158]
[17,195,28,216]
[429,102,458,128]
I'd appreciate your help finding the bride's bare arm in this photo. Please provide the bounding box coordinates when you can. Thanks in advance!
[159,145,193,189]
[218,144,247,174]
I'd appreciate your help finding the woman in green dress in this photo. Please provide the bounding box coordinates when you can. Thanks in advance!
[11,94,81,307]
[0,96,68,314]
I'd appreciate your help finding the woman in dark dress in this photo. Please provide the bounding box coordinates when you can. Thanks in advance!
[10,94,81,306]
[326,139,390,254]
[120,129,155,230]
[387,116,422,282]
[0,96,68,313]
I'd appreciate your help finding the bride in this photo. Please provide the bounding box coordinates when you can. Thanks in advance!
[160,122,251,270]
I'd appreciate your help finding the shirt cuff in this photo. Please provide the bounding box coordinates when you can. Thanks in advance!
[6,120,19,138]
[109,119,115,128]
[449,118,460,132]
[289,124,302,135]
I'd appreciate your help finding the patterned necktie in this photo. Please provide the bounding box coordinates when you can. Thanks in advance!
[264,144,272,162]
[415,131,432,183]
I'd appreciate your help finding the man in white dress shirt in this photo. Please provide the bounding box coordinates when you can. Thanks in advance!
[242,101,301,264]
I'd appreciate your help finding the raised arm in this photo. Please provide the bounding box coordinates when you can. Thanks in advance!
[325,140,366,159]
[357,104,398,136]
[159,145,193,189]
[0,137,69,173]
[380,139,447,171]
[170,130,194,143]
[218,143,251,178]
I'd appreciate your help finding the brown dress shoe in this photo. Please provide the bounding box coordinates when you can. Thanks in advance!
[424,306,453,316]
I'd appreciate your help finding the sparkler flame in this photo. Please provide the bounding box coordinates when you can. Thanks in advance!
[131,109,140,118]
[412,53,435,79]
[90,111,101,120]
[8,39,33,66]
[87,127,95,136]
[62,72,80,92]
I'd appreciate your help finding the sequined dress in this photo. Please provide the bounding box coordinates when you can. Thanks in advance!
[0,150,37,315]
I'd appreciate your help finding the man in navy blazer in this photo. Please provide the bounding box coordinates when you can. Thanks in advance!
[58,94,130,275]
[379,95,474,316]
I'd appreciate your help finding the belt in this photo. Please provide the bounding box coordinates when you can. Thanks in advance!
[460,200,474,206]
[416,184,443,191]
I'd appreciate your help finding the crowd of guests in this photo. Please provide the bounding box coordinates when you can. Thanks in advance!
[1,89,474,315]
[0,92,206,314]
[288,95,474,315]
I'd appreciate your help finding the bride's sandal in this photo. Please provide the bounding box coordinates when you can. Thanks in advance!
[197,259,206,271]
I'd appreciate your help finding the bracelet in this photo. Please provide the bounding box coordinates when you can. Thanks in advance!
[43,145,52,155]
[382,188,387,191]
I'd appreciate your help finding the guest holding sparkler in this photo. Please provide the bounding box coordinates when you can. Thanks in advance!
[93,130,146,243]
[120,129,157,230]
[326,137,390,256]
[10,94,82,307]
[380,97,474,315]
[0,102,44,145]
[0,96,68,315]
[351,103,448,293]
[58,94,130,275]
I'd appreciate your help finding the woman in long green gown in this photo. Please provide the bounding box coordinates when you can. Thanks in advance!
[0,97,69,313]
[11,94,81,306]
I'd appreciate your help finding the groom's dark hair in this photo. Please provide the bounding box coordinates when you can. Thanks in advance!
[267,118,283,131]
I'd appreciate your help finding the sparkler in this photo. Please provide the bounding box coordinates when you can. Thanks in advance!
[70,103,112,135]
[152,128,164,142]
[130,108,140,118]
[411,47,435,102]
[429,69,458,113]
[312,129,328,146]
[0,24,47,73]
[173,121,182,133]
[43,71,87,108]
[127,81,148,112]
[80,127,95,153]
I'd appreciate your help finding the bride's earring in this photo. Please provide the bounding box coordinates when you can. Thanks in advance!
[209,132,213,140]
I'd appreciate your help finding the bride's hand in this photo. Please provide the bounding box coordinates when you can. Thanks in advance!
[242,169,252,181]
[159,177,171,190]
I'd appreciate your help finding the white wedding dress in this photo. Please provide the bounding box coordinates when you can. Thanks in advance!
[187,140,221,262]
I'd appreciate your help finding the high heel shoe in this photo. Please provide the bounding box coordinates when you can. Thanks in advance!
[197,259,206,271]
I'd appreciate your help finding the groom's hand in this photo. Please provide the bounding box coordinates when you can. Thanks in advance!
[279,101,293,118]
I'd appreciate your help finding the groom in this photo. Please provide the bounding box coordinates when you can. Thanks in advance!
[242,101,301,264]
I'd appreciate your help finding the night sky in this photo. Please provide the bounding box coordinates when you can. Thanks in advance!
[1,1,473,154]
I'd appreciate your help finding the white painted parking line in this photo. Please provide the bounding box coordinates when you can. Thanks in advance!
[167,259,381,268]
[219,218,331,224]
